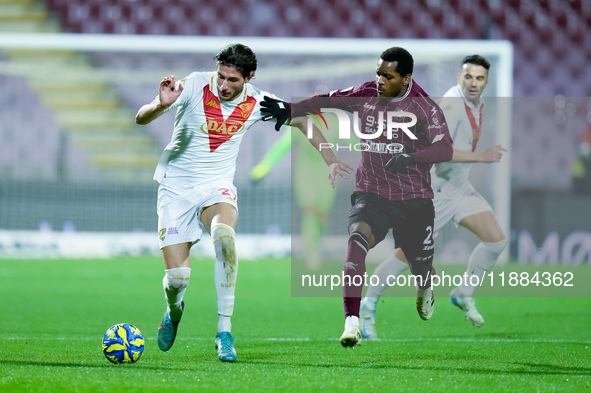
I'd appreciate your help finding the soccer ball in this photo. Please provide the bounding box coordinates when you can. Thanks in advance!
[102,323,145,364]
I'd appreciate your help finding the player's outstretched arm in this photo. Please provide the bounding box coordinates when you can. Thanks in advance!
[451,145,507,163]
[136,75,183,125]
[406,103,454,166]
[290,116,353,188]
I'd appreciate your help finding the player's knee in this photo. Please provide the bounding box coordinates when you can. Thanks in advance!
[348,222,374,247]
[488,230,506,244]
[473,239,507,271]
[212,223,236,264]
[348,231,369,252]
[484,238,507,257]
[163,267,191,290]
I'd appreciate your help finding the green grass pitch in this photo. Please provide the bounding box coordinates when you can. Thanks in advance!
[1,257,590,392]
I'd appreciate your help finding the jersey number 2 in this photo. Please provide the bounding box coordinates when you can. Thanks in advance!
[423,226,433,245]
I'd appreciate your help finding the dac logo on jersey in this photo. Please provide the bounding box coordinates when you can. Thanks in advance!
[203,119,245,136]
[168,227,178,235]
[159,228,166,241]
[238,102,254,118]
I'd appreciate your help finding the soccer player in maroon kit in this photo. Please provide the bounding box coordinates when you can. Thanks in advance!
[261,47,453,347]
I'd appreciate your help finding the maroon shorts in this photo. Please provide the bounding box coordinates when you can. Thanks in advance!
[348,192,434,262]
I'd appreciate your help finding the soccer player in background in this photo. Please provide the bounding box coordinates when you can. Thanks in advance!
[261,47,453,347]
[250,115,340,270]
[135,44,299,362]
[359,55,507,339]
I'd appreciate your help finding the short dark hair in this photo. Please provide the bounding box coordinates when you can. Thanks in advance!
[462,54,490,70]
[380,47,414,76]
[214,43,258,78]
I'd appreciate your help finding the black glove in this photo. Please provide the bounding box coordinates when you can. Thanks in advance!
[260,96,291,131]
[386,153,416,173]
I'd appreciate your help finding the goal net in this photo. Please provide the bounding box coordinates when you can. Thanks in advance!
[0,33,512,260]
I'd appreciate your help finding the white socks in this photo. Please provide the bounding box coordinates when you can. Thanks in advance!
[458,239,507,297]
[163,267,191,321]
[212,223,238,331]
[364,253,409,303]
[345,315,359,327]
[218,315,232,333]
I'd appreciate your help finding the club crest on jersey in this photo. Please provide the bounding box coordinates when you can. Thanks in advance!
[428,116,444,129]
[355,203,366,209]
[158,228,166,241]
[238,102,254,118]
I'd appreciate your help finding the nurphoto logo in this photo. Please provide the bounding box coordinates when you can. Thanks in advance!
[305,107,418,153]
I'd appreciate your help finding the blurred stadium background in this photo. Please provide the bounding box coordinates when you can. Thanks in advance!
[0,0,590,264]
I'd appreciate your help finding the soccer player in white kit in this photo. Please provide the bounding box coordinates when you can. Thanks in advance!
[359,55,508,338]
[135,44,283,362]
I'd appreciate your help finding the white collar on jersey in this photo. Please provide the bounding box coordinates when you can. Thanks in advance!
[210,73,249,103]
[455,83,485,110]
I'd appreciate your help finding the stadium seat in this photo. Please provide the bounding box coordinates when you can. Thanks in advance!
[29,0,591,188]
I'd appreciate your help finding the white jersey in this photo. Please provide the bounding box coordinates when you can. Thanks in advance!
[154,71,274,189]
[431,84,484,192]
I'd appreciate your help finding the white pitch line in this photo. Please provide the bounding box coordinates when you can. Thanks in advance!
[260,337,591,345]
[4,337,590,345]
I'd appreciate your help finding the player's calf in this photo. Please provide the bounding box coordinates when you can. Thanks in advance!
[359,297,379,340]
[212,224,238,283]
[212,224,238,317]
[158,267,190,351]
[459,239,507,297]
[162,267,191,320]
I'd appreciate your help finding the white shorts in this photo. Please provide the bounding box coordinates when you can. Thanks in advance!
[157,181,238,249]
[433,182,492,232]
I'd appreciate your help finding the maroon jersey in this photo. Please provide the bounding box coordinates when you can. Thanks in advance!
[293,80,453,201]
